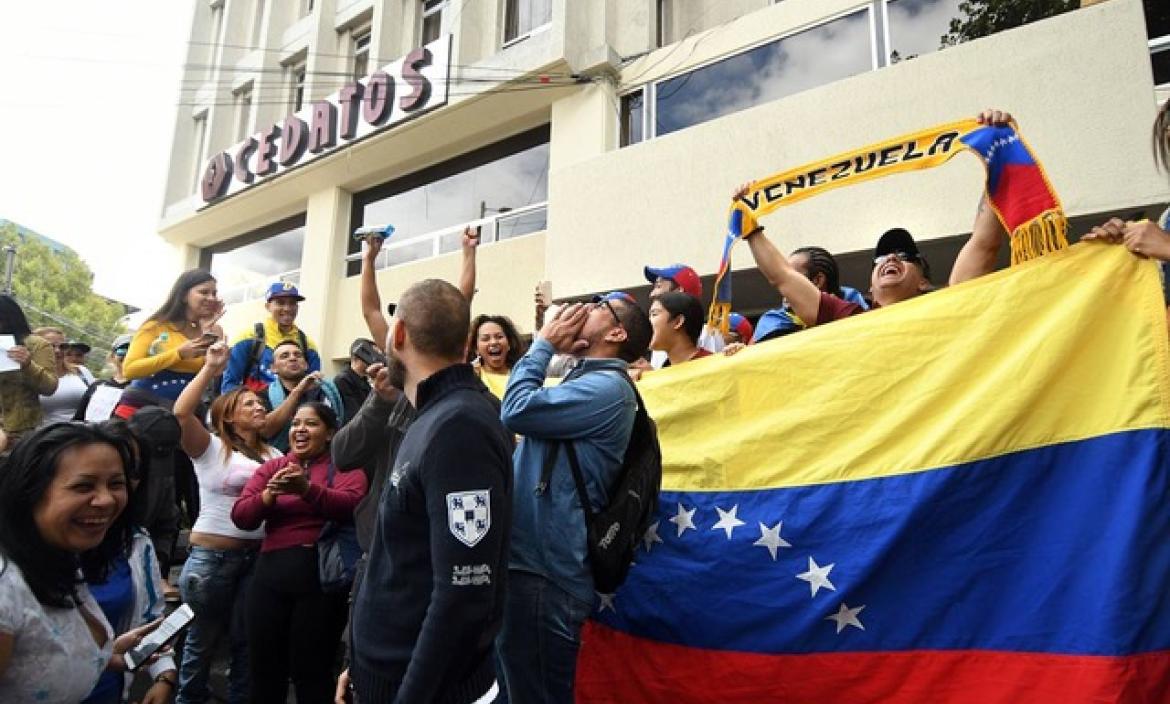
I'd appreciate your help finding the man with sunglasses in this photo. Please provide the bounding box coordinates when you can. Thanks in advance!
[497,295,652,703]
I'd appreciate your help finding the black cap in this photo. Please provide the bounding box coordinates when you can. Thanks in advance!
[874,228,931,281]
[64,340,92,354]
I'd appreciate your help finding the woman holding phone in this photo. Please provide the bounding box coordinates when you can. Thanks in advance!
[118,269,224,418]
[172,342,281,704]
[232,402,366,704]
[0,422,162,701]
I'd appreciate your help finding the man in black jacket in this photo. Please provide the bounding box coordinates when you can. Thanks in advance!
[333,338,376,427]
[348,278,513,704]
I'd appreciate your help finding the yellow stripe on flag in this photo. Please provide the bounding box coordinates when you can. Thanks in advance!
[642,243,1170,492]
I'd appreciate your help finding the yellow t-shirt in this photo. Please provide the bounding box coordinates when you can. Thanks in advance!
[478,370,510,400]
[122,320,205,380]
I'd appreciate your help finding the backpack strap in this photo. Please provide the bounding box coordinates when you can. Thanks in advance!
[562,441,594,522]
[246,322,266,381]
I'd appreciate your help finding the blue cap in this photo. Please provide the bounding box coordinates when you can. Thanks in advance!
[592,291,636,304]
[751,308,802,343]
[266,282,305,302]
[643,264,702,299]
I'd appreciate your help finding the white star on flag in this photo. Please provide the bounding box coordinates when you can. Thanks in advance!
[796,556,836,597]
[826,602,865,634]
[642,520,663,552]
[752,521,791,560]
[597,593,616,613]
[710,505,746,539]
[669,503,697,537]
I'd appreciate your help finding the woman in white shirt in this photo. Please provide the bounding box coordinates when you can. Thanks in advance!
[35,327,94,424]
[0,421,157,703]
[172,342,283,704]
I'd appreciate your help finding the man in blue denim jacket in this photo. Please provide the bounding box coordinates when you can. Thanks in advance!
[498,294,652,703]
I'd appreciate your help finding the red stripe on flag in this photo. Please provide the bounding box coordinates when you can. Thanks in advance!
[576,622,1170,703]
[990,163,1059,231]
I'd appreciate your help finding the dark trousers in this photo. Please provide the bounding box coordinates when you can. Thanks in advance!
[246,546,348,704]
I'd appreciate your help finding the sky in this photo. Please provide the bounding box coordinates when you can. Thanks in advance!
[0,2,192,311]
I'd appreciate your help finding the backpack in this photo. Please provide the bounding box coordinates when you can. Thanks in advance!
[247,322,308,387]
[540,373,662,594]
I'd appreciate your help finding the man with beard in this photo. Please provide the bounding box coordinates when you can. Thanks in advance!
[222,282,322,392]
[497,296,652,703]
[259,339,343,452]
[348,279,513,704]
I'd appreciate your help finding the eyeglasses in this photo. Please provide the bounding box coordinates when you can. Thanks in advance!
[873,251,922,266]
[597,299,623,328]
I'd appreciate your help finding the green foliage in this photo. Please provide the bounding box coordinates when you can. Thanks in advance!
[0,222,126,374]
[940,0,1079,48]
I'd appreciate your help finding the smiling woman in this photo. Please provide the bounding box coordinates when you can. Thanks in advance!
[231,402,367,704]
[0,422,145,702]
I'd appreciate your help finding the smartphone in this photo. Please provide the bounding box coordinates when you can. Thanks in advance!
[353,341,387,367]
[124,604,195,671]
[198,332,219,344]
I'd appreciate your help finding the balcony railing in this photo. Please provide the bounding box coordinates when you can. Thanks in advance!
[344,201,548,272]
[1153,34,1170,88]
[219,270,301,306]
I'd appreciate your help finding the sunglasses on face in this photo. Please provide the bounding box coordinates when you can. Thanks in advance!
[873,251,922,266]
[597,299,623,328]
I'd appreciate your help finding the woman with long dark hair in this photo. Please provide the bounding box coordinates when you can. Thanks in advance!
[467,314,524,398]
[118,269,224,418]
[232,402,366,704]
[0,422,159,701]
[172,342,280,704]
[0,295,57,449]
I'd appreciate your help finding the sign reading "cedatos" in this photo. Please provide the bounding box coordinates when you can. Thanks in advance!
[200,34,451,205]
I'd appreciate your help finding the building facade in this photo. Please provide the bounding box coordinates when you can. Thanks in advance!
[160,0,1170,367]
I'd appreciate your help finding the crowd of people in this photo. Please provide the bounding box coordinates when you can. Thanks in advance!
[0,102,1168,704]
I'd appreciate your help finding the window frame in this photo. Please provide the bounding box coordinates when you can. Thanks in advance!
[628,5,876,145]
[502,0,553,48]
[191,111,208,193]
[351,27,372,81]
[421,0,446,46]
[288,62,307,113]
[234,83,253,142]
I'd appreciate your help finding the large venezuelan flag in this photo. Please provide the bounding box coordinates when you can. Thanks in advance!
[577,243,1170,703]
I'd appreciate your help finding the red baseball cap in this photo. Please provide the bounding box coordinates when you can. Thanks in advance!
[644,264,702,299]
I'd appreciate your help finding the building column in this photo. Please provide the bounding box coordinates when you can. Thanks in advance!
[296,186,352,370]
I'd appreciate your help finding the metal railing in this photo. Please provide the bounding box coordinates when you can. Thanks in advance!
[1152,35,1170,87]
[343,201,548,271]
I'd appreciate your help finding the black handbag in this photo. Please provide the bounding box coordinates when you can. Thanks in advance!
[317,461,361,594]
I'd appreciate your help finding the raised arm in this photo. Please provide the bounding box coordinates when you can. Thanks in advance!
[949,195,1007,285]
[174,342,228,459]
[459,227,479,303]
[360,236,391,351]
[332,363,410,471]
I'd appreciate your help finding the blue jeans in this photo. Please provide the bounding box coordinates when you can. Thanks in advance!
[496,570,592,704]
[177,545,256,704]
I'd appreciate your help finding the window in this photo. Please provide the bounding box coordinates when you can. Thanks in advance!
[352,29,371,81]
[208,2,225,70]
[504,0,552,45]
[1148,1,1170,87]
[289,63,306,112]
[304,0,314,16]
[620,90,645,147]
[656,0,670,48]
[349,127,550,273]
[234,84,253,141]
[191,113,208,192]
[421,0,446,45]
[205,215,306,304]
[652,9,873,139]
[883,0,963,64]
[250,0,266,49]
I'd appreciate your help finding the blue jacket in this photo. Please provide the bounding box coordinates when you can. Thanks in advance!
[221,318,322,392]
[500,338,635,603]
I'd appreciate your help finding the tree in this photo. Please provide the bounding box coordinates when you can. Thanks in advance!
[940,0,1079,48]
[0,221,127,375]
